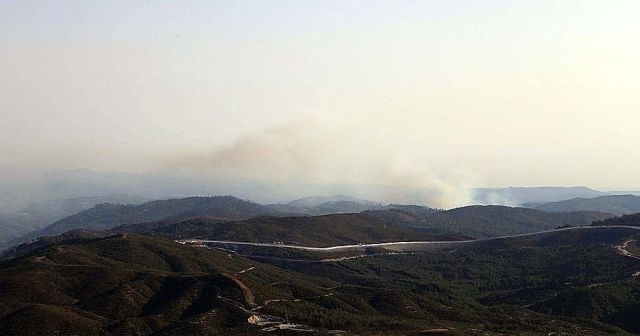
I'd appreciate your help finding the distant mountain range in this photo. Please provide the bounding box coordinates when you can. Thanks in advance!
[3,196,441,250]
[0,194,146,249]
[0,166,274,213]
[0,166,452,213]
[284,194,380,208]
[267,199,384,216]
[2,191,640,335]
[115,213,462,248]
[472,186,607,206]
[393,205,614,238]
[6,196,276,247]
[267,195,441,217]
[532,194,640,216]
[5,195,618,252]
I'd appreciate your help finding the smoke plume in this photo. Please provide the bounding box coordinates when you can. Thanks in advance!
[171,117,475,208]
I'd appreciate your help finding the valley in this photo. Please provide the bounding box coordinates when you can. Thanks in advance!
[1,194,640,335]
[176,225,640,254]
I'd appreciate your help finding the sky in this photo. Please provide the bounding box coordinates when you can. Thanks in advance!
[1,1,640,206]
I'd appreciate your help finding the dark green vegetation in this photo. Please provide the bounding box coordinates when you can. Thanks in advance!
[282,233,640,335]
[594,212,640,227]
[388,205,613,238]
[4,197,617,261]
[6,195,613,254]
[8,196,277,248]
[0,194,146,249]
[6,195,438,251]
[2,195,639,335]
[2,228,639,335]
[1,229,110,261]
[0,234,296,335]
[117,213,462,247]
[533,195,640,216]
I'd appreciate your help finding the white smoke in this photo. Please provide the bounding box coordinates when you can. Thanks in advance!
[170,116,476,208]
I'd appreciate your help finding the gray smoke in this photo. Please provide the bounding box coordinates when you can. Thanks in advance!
[169,117,475,208]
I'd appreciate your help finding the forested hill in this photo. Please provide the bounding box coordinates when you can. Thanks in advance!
[533,195,640,216]
[593,212,640,227]
[0,194,146,249]
[414,205,613,238]
[0,227,637,335]
[116,213,463,247]
[8,196,278,247]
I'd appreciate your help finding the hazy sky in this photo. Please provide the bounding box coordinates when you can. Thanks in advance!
[2,1,640,199]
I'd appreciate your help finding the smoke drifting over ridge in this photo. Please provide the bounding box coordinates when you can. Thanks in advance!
[4,1,640,207]
[172,117,475,208]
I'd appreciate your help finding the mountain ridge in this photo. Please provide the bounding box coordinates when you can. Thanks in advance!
[412,205,614,238]
[533,194,640,216]
[473,186,607,206]
[5,196,278,249]
[0,194,147,249]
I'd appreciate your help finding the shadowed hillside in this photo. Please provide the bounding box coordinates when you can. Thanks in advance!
[285,195,379,208]
[412,205,613,238]
[267,196,439,217]
[593,212,640,227]
[7,196,278,248]
[116,213,462,247]
[0,195,146,249]
[0,231,636,335]
[534,195,640,216]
